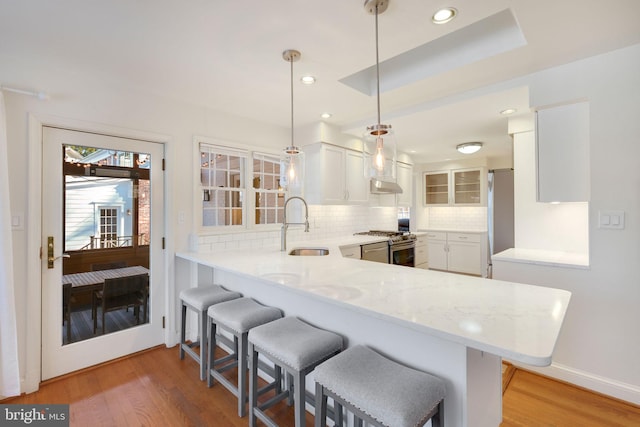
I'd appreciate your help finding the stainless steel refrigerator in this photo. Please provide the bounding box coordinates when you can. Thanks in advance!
[487,168,514,277]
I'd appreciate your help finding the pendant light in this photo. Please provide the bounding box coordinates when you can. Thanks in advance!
[280,49,305,195]
[363,0,396,180]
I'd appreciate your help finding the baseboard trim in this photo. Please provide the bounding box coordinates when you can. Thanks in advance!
[512,361,640,406]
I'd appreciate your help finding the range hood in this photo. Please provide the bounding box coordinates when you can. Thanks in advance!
[370,179,403,194]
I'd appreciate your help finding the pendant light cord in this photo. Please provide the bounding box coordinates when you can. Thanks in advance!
[375,5,381,126]
[290,56,294,147]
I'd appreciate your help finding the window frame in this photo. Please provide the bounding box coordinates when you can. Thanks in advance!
[195,137,286,234]
[252,152,285,227]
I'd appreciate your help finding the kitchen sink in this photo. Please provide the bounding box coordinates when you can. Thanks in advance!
[288,247,330,256]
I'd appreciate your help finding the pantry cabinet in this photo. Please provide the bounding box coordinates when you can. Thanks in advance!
[425,230,487,276]
[305,143,368,205]
[424,168,486,206]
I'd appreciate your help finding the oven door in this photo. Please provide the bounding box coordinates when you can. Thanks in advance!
[390,241,415,267]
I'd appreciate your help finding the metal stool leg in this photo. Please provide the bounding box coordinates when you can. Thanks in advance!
[179,302,187,360]
[293,369,306,427]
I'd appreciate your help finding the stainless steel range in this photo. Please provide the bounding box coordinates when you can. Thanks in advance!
[355,230,417,267]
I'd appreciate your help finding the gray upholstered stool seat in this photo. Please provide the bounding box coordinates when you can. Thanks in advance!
[207,297,283,417]
[179,284,242,380]
[248,316,343,427]
[314,345,446,427]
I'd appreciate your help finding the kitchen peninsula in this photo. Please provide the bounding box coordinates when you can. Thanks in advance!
[175,236,571,427]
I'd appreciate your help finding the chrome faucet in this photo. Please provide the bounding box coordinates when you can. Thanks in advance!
[281,196,310,251]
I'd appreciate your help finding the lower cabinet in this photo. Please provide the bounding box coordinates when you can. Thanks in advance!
[339,244,361,260]
[425,231,487,276]
[415,234,428,269]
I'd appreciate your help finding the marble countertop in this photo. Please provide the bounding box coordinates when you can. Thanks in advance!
[493,248,590,269]
[176,237,571,367]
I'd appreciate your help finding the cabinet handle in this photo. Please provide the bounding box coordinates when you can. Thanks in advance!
[458,236,468,240]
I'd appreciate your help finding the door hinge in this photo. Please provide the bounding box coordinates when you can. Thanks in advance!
[162,237,165,249]
[162,158,166,171]
[162,316,165,329]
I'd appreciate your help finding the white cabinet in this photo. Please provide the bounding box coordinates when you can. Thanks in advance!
[425,231,487,276]
[425,231,448,270]
[339,244,361,260]
[414,234,428,269]
[396,161,413,207]
[536,102,589,202]
[305,143,368,205]
[424,168,486,206]
[344,149,368,203]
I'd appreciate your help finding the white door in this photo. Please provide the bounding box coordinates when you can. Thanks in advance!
[41,126,165,380]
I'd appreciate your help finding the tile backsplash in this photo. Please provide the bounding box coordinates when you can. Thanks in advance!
[426,206,487,231]
[195,205,398,252]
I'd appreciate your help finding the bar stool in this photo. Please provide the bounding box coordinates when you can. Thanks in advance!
[248,317,343,427]
[207,297,284,417]
[313,345,446,427]
[179,284,242,380]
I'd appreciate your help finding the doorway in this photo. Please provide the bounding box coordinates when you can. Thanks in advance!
[41,126,165,380]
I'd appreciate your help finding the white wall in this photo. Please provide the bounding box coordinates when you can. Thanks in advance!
[495,43,640,403]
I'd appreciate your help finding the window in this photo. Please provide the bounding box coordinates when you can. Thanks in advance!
[99,207,118,247]
[200,144,247,227]
[198,141,289,230]
[63,146,150,251]
[253,153,285,225]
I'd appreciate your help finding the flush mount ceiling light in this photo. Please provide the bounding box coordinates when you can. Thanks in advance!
[320,112,332,119]
[280,49,305,194]
[457,142,483,154]
[363,0,396,181]
[432,7,457,24]
[500,108,517,115]
[300,75,316,85]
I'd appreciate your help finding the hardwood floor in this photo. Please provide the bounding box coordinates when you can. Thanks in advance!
[4,346,640,426]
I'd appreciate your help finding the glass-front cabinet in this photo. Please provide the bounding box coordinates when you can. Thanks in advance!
[424,172,449,205]
[424,168,485,206]
[453,169,481,204]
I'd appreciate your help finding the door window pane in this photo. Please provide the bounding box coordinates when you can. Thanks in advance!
[62,144,151,344]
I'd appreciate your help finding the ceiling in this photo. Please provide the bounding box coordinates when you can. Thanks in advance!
[1,0,640,164]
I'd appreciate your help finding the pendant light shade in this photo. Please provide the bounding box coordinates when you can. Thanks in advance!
[280,49,305,195]
[363,0,396,180]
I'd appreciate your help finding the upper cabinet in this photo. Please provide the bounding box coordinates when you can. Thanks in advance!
[536,101,590,202]
[424,168,486,206]
[304,143,369,205]
[424,171,449,205]
[396,161,413,207]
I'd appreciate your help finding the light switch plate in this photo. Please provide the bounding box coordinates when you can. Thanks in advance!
[11,212,24,230]
[598,210,625,229]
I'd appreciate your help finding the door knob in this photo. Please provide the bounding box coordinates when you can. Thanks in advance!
[47,236,69,269]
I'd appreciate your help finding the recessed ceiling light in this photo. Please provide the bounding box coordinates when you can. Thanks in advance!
[500,108,517,115]
[300,75,316,85]
[432,7,457,24]
[457,142,483,154]
[320,112,332,119]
